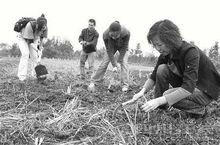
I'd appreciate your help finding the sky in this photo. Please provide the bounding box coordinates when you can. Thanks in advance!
[0,0,220,55]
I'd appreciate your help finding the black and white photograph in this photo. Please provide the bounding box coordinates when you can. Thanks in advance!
[0,0,220,144]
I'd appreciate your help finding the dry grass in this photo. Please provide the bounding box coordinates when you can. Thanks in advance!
[0,57,219,145]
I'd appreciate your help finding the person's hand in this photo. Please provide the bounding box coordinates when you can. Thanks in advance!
[112,67,118,73]
[84,42,90,46]
[113,63,120,73]
[80,41,86,46]
[30,43,38,51]
[141,97,167,112]
[122,89,145,106]
[80,41,84,45]
[37,45,44,51]
[42,38,47,44]
[88,83,95,92]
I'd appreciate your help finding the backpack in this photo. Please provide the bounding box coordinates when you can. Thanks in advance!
[14,17,36,32]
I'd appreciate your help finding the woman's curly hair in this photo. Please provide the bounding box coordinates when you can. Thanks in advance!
[36,14,47,32]
[147,19,183,52]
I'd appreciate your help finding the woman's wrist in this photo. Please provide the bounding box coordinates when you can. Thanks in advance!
[156,96,167,106]
[141,88,146,94]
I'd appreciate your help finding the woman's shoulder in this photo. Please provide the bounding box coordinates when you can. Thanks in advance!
[180,41,199,56]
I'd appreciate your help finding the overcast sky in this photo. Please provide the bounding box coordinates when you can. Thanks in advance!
[0,0,220,55]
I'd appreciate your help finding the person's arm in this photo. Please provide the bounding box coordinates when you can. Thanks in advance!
[142,78,155,93]
[86,32,99,47]
[141,96,167,112]
[122,78,155,106]
[118,32,130,63]
[142,48,200,112]
[78,29,85,43]
[38,37,47,50]
[135,78,155,99]
[163,87,191,106]
[164,48,199,106]
[40,27,48,39]
[103,36,117,67]
[133,78,155,100]
[122,55,168,106]
[141,87,192,113]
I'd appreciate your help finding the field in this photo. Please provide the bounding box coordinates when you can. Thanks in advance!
[0,57,220,145]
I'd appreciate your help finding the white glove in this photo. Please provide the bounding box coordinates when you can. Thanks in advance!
[133,89,145,99]
[30,43,38,50]
[80,41,87,46]
[112,67,118,72]
[88,83,95,92]
[122,89,145,106]
[141,97,167,112]
[113,63,120,73]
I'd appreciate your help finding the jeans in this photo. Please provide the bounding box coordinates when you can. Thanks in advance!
[17,36,42,81]
[91,51,129,87]
[80,51,95,78]
[155,64,212,115]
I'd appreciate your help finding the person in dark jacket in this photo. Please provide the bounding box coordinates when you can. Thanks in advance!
[88,21,130,92]
[123,19,220,118]
[79,19,99,79]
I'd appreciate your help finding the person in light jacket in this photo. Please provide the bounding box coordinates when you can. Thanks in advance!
[17,14,48,81]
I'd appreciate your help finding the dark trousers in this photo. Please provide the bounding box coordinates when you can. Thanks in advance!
[154,64,212,115]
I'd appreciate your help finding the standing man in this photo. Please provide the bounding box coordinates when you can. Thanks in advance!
[79,19,99,79]
[88,21,130,92]
[17,14,48,81]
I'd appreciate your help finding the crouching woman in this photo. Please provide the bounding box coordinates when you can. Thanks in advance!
[123,19,220,118]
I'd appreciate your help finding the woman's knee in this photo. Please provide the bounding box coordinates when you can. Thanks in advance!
[156,64,169,77]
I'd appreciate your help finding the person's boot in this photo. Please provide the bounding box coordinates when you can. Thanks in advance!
[171,108,208,120]
[188,109,208,119]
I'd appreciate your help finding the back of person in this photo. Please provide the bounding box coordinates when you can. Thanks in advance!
[177,41,220,99]
[197,47,220,99]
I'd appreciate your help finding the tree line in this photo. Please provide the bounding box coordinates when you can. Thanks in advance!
[0,38,219,68]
